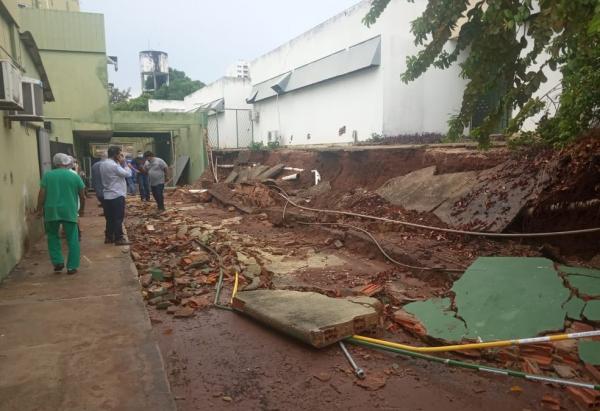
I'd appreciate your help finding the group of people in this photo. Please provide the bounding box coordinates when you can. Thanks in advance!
[92,147,169,245]
[36,147,168,275]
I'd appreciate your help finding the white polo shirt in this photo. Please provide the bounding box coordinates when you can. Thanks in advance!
[100,160,132,200]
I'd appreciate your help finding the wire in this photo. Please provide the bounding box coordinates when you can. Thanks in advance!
[193,239,230,310]
[297,221,464,273]
[349,338,600,391]
[352,330,600,353]
[275,191,600,238]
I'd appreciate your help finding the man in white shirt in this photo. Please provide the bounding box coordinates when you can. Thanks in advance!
[100,146,132,245]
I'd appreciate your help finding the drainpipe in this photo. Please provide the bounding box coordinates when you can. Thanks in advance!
[170,131,176,187]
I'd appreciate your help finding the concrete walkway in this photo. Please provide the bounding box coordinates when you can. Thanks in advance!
[0,216,175,411]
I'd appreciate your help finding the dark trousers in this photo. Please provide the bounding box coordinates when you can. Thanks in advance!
[104,196,126,241]
[151,184,165,210]
[139,174,150,201]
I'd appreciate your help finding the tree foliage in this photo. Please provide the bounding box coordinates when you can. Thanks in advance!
[112,68,205,111]
[109,86,131,104]
[364,0,600,146]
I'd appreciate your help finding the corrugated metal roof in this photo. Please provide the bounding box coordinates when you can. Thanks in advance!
[19,8,105,53]
[247,72,291,103]
[247,35,381,103]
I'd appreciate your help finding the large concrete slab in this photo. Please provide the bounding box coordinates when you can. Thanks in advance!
[376,166,476,213]
[232,290,382,348]
[0,217,175,411]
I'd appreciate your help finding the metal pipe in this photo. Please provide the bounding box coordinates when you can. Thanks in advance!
[353,330,600,353]
[339,341,365,379]
[349,338,600,391]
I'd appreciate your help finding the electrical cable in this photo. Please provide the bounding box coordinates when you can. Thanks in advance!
[352,330,600,353]
[274,191,600,238]
[348,338,600,391]
[297,221,464,272]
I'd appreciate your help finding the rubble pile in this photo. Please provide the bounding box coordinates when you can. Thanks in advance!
[127,198,270,317]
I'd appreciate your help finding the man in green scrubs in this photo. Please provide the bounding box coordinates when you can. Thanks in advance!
[37,153,86,275]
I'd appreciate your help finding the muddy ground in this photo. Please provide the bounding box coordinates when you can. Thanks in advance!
[125,137,599,410]
[129,202,560,411]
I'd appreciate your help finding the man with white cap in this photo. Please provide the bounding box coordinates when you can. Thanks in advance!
[36,153,86,274]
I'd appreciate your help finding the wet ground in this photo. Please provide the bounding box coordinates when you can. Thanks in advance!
[126,196,577,410]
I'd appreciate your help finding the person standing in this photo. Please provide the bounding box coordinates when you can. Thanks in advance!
[36,153,86,275]
[134,153,150,201]
[100,146,132,245]
[144,151,168,211]
[125,155,137,196]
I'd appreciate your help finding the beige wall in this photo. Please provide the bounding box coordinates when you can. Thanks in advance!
[0,0,45,280]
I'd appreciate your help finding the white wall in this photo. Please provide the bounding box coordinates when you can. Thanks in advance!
[250,0,384,145]
[379,1,466,135]
[183,77,253,111]
[249,0,467,145]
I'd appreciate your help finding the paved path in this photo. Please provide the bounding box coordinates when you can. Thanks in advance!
[0,216,175,411]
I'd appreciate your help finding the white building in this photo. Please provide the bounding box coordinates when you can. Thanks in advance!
[149,76,253,148]
[247,0,468,146]
[226,60,251,80]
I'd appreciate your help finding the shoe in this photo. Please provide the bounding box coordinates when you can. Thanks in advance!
[53,264,64,272]
[114,239,131,246]
[105,237,114,244]
[67,269,78,275]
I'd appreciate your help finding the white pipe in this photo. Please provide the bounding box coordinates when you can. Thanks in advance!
[284,167,305,172]
[281,173,299,181]
[311,170,321,186]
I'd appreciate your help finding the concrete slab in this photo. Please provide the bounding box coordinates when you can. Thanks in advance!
[452,257,569,340]
[579,341,600,365]
[563,296,586,320]
[403,298,467,342]
[559,265,600,298]
[376,166,476,213]
[0,217,175,411]
[232,290,382,348]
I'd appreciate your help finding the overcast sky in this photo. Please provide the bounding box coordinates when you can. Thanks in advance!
[80,0,360,96]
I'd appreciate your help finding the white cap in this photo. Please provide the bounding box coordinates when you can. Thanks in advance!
[53,153,72,167]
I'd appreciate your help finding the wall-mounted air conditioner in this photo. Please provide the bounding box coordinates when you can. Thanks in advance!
[0,59,24,110]
[7,78,44,122]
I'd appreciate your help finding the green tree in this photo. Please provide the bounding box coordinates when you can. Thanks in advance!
[153,68,205,100]
[109,85,131,104]
[112,68,205,111]
[364,0,600,146]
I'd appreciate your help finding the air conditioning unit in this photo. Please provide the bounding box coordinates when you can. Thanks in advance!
[0,59,24,110]
[7,78,44,121]
[251,110,260,122]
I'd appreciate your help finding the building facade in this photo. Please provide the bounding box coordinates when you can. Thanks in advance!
[149,76,253,149]
[0,0,54,280]
[247,0,467,146]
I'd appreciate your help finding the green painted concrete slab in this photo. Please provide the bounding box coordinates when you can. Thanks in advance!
[403,298,467,342]
[563,296,586,320]
[452,257,569,341]
[578,341,600,365]
[559,265,600,297]
[583,300,600,321]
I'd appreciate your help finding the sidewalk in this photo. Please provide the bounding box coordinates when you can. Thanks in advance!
[0,216,175,411]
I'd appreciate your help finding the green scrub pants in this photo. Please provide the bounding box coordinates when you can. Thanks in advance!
[45,221,80,270]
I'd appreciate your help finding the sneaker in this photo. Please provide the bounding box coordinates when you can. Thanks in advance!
[67,269,78,275]
[53,264,64,273]
[114,239,131,246]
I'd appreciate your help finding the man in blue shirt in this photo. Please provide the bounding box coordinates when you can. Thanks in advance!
[100,146,132,245]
